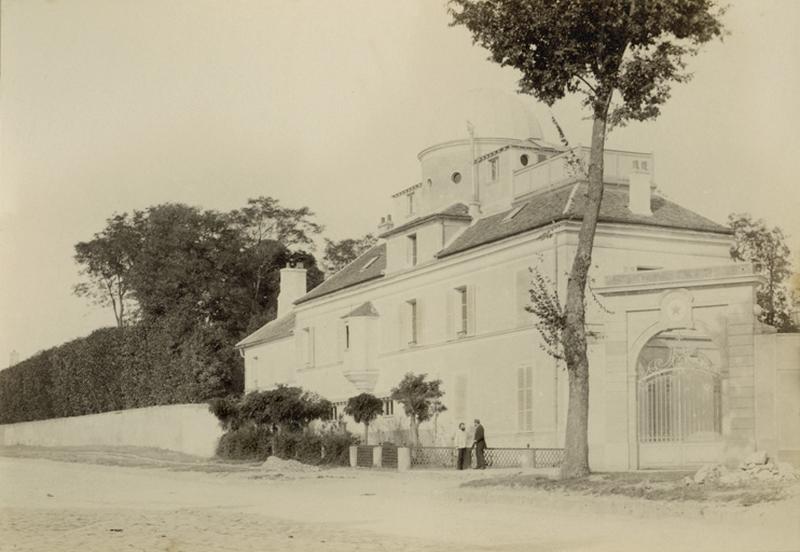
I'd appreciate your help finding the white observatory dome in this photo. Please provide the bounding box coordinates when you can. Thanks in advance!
[421,88,544,151]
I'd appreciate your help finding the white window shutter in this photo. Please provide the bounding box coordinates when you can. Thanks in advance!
[308,328,315,366]
[415,299,423,344]
[337,321,345,360]
[467,285,477,335]
[397,303,407,349]
[445,290,454,339]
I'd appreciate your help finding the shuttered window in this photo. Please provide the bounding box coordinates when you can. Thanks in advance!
[448,285,475,338]
[407,299,418,345]
[517,365,533,432]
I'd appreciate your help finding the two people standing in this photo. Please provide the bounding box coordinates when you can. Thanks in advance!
[454,419,487,470]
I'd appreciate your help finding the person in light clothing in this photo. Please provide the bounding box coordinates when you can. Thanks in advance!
[453,422,469,470]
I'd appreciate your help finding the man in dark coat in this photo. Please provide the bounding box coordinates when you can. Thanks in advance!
[473,419,487,469]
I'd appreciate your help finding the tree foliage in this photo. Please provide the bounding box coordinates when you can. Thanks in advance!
[0,196,328,424]
[74,213,142,327]
[390,373,445,447]
[451,0,725,478]
[344,392,384,444]
[729,213,797,332]
[322,234,378,275]
[237,385,332,432]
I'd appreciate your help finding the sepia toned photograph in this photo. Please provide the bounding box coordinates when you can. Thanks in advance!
[1,1,798,550]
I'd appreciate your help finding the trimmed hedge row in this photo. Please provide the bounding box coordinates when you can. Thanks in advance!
[0,323,242,424]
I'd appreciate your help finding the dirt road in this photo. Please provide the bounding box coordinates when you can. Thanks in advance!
[1,453,798,551]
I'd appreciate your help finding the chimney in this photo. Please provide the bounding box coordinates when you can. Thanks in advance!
[277,263,307,318]
[378,214,394,233]
[628,170,652,216]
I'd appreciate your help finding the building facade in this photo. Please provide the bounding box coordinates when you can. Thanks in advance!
[237,90,800,470]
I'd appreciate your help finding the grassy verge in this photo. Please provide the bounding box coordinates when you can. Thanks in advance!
[462,471,788,506]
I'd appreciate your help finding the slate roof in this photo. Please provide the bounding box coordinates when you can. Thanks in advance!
[341,301,380,318]
[379,203,471,238]
[235,312,296,349]
[294,243,387,305]
[289,184,730,307]
[438,184,731,258]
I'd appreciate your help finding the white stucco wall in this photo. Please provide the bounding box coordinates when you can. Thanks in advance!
[243,220,739,459]
[0,404,224,458]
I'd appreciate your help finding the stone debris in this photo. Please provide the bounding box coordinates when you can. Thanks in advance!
[261,456,321,473]
[690,451,797,486]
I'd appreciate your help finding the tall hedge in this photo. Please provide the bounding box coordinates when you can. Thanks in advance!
[0,324,242,424]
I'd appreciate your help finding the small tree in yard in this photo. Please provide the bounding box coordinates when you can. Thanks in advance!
[451,0,725,478]
[729,213,797,332]
[344,393,384,445]
[390,373,445,447]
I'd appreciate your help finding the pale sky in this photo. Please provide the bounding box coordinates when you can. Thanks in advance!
[2,0,799,364]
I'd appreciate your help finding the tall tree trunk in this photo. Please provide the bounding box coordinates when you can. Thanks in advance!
[560,106,609,479]
[363,422,369,445]
[410,416,419,447]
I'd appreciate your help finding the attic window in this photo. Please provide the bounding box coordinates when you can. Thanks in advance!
[520,154,529,166]
[503,203,527,222]
[451,172,462,184]
[361,256,379,271]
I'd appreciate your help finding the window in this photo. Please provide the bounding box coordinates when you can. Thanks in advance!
[520,154,529,166]
[407,234,418,266]
[456,286,468,335]
[427,178,433,188]
[489,157,499,181]
[302,327,314,366]
[518,365,533,432]
[381,398,395,416]
[407,299,418,345]
[344,323,350,350]
[451,171,462,184]
[407,193,415,216]
[636,265,662,271]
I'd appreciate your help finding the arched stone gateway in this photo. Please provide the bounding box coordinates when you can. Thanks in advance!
[636,328,724,467]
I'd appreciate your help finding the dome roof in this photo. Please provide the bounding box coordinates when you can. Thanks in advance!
[421,88,544,150]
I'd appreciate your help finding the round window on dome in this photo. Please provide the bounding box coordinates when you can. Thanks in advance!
[451,172,462,184]
[520,154,529,167]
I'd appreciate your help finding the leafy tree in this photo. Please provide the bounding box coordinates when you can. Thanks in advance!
[322,234,378,275]
[729,213,797,332]
[239,385,332,432]
[451,0,725,478]
[390,373,445,447]
[231,197,324,313]
[74,213,142,327]
[344,392,384,444]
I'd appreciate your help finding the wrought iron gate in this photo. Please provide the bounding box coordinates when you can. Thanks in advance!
[637,337,723,467]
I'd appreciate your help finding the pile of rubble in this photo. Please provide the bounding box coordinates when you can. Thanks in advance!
[261,456,321,473]
[689,451,798,486]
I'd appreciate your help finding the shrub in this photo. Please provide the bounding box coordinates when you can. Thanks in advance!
[208,395,242,430]
[216,424,273,460]
[320,430,359,466]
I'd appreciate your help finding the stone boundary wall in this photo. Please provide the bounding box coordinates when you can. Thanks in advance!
[0,404,223,458]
